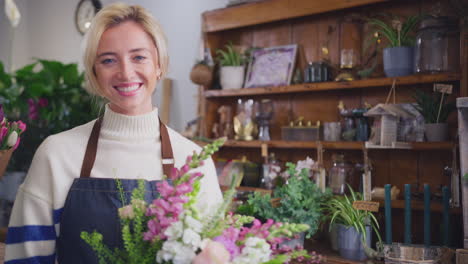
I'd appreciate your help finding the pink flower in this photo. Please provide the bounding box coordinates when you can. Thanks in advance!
[192,240,231,264]
[0,127,8,141]
[17,121,26,133]
[156,181,174,197]
[175,183,193,196]
[38,98,48,107]
[118,205,135,220]
[213,234,240,260]
[27,99,39,120]
[169,167,180,180]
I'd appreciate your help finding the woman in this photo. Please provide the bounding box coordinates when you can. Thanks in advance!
[5,3,222,263]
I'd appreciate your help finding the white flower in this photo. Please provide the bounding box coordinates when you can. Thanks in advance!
[156,240,196,264]
[184,215,203,233]
[6,131,17,148]
[5,0,21,27]
[164,221,183,240]
[232,237,271,264]
[296,156,315,174]
[182,228,201,250]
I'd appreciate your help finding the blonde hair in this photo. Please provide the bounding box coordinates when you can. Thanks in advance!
[82,3,168,96]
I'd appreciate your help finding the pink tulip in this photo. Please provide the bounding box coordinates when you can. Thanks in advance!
[17,121,26,133]
[192,240,231,264]
[12,137,20,150]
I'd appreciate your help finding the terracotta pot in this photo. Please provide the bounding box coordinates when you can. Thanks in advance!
[0,148,13,179]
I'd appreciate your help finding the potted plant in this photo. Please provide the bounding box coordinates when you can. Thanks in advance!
[369,15,421,77]
[216,43,247,89]
[325,186,382,261]
[237,160,332,247]
[413,89,456,141]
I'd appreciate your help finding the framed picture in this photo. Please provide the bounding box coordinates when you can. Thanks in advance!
[244,44,297,88]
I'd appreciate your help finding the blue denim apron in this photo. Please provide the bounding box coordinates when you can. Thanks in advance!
[56,117,174,264]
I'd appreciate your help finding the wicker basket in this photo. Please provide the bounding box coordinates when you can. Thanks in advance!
[190,63,213,86]
[383,243,454,264]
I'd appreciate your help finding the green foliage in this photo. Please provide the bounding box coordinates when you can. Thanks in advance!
[240,163,332,238]
[368,14,421,47]
[81,179,160,264]
[413,89,456,123]
[325,185,382,245]
[0,60,101,171]
[216,43,247,66]
[464,173,468,181]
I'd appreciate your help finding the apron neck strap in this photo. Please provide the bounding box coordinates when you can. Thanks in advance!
[80,116,175,178]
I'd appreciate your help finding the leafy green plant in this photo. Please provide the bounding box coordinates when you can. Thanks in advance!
[238,162,332,238]
[325,185,382,244]
[216,43,247,66]
[413,89,456,123]
[0,60,101,171]
[368,15,421,47]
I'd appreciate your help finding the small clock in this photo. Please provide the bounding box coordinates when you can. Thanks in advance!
[75,0,102,35]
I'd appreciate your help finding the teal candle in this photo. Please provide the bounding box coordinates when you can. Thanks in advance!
[424,184,431,247]
[404,184,411,244]
[442,186,450,246]
[385,184,392,244]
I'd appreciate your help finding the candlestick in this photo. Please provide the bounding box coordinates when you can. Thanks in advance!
[385,184,392,244]
[404,184,411,244]
[442,186,450,246]
[424,184,431,247]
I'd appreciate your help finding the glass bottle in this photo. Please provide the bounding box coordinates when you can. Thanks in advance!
[261,153,280,190]
[328,154,354,195]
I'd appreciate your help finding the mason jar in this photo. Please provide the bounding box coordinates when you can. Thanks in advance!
[414,16,460,73]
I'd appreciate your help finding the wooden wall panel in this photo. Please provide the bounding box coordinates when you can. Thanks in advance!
[252,21,292,48]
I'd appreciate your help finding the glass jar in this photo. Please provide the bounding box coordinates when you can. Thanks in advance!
[415,16,460,73]
[328,154,354,195]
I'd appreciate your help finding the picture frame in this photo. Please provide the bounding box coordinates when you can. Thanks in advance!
[244,44,298,88]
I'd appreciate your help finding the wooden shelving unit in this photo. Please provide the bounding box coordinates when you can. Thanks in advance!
[202,0,389,32]
[201,0,466,247]
[204,73,460,98]
[218,140,454,150]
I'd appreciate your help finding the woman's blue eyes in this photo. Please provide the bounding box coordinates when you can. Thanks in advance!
[100,56,146,65]
[101,58,115,65]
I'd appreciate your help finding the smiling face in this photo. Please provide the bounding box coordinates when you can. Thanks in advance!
[94,20,161,116]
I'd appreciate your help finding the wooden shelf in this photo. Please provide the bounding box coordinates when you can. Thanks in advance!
[219,140,454,150]
[202,0,389,32]
[203,73,461,98]
[373,199,462,214]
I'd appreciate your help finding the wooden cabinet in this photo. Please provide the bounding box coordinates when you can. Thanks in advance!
[199,0,467,249]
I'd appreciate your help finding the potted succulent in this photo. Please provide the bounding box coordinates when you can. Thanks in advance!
[237,161,332,246]
[369,15,421,77]
[216,43,247,89]
[325,186,382,261]
[413,89,456,142]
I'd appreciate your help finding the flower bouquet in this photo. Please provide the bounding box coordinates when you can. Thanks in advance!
[81,138,323,264]
[0,104,26,178]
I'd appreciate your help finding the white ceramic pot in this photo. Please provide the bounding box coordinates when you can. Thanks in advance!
[425,123,448,142]
[220,66,245,89]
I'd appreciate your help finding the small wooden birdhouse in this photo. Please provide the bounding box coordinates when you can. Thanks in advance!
[364,104,416,147]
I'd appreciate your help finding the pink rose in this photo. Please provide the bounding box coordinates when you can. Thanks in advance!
[192,240,231,264]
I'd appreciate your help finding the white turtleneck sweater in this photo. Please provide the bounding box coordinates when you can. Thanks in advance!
[4,105,222,263]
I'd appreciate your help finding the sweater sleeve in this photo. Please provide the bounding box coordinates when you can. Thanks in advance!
[4,138,58,264]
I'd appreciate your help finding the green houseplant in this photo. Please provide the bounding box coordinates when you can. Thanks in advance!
[326,185,381,261]
[0,60,100,171]
[216,43,247,89]
[368,14,421,77]
[237,162,331,241]
[413,89,456,141]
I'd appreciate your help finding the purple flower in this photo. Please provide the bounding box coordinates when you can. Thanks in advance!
[27,99,39,120]
[0,105,4,122]
[213,235,240,260]
[38,98,48,108]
